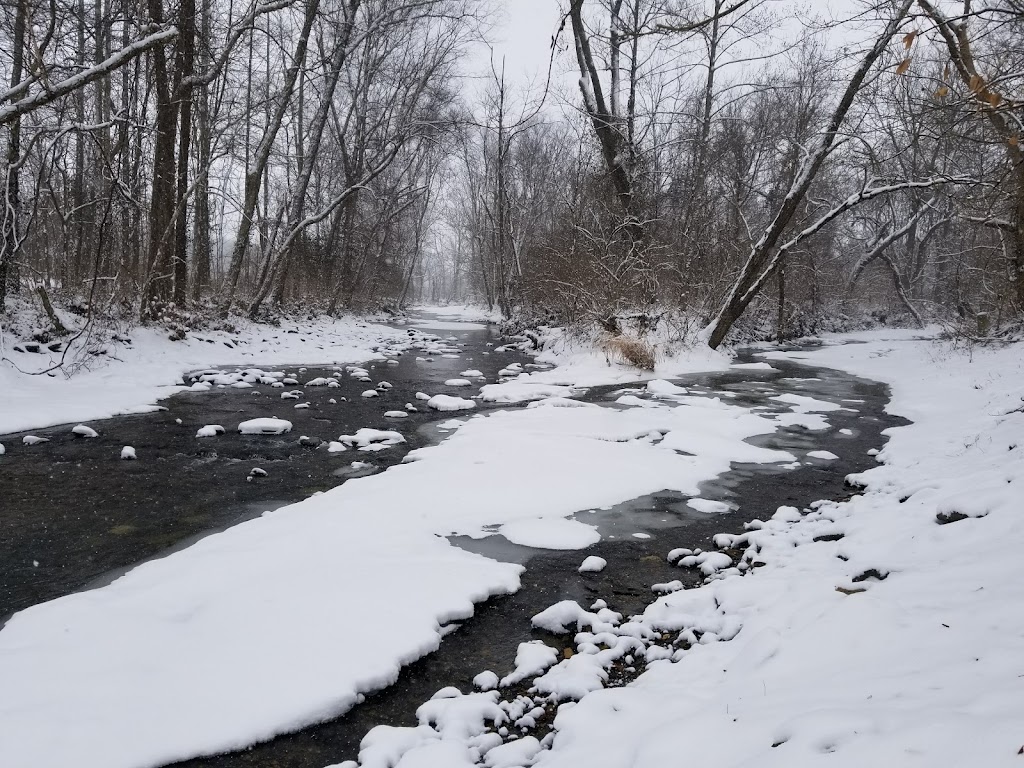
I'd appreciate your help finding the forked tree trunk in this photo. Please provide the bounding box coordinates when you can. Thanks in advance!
[705,0,914,348]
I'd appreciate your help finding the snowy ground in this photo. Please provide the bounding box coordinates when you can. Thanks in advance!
[2,321,1020,768]
[0,314,410,435]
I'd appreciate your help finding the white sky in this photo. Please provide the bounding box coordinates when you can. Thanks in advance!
[470,0,892,92]
[486,0,565,85]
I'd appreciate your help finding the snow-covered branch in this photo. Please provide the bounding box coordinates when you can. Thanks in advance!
[739,177,974,308]
[0,26,178,126]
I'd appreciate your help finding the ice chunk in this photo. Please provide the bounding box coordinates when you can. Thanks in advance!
[807,449,838,460]
[686,498,733,514]
[195,425,225,438]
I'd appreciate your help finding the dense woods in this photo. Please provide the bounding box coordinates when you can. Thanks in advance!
[1,0,1022,345]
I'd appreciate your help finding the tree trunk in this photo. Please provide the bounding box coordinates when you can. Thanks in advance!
[191,0,212,300]
[141,0,180,318]
[220,0,322,314]
[173,0,197,304]
[0,0,27,311]
[252,2,359,316]
[705,0,914,348]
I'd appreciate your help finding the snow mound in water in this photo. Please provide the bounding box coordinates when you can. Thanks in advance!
[195,425,224,438]
[479,382,575,403]
[72,424,98,438]
[427,395,476,411]
[646,379,688,397]
[578,555,607,573]
[238,418,292,435]
[807,449,838,460]
[499,641,559,687]
[444,378,473,387]
[499,517,600,549]
[338,428,405,450]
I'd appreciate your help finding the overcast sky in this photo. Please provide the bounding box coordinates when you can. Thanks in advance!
[470,0,886,91]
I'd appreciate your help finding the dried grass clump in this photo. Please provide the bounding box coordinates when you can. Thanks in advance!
[601,333,657,370]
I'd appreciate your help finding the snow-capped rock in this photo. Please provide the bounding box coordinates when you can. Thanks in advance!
[427,395,476,411]
[237,418,292,435]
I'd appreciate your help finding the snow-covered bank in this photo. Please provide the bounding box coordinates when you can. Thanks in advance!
[530,332,1024,767]
[407,304,502,324]
[488,325,735,392]
[0,316,406,435]
[0,336,803,768]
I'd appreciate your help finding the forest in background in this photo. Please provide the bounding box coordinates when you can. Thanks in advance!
[0,0,1021,349]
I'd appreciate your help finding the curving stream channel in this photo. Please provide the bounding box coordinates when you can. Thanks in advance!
[0,317,907,768]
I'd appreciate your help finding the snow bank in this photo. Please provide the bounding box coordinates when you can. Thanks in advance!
[407,303,501,324]
[0,315,407,435]
[527,327,733,388]
[536,334,1024,768]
